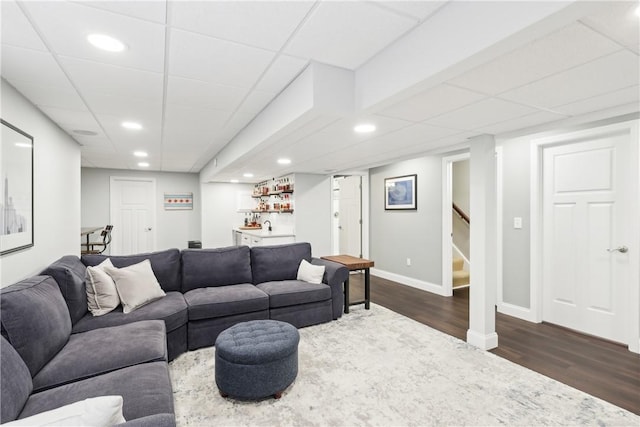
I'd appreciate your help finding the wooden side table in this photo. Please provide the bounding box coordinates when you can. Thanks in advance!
[321,255,374,313]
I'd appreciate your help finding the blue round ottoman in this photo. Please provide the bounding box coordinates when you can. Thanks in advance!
[215,320,299,400]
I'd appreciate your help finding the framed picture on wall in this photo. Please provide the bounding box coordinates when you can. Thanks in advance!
[385,174,417,210]
[1,119,34,255]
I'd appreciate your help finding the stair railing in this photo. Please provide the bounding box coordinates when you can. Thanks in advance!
[452,202,470,225]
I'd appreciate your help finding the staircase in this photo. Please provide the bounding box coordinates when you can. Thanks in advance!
[452,257,470,288]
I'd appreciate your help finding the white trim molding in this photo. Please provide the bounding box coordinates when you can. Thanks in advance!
[497,302,538,323]
[466,330,498,351]
[371,268,448,297]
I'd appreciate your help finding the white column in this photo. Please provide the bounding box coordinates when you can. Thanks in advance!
[467,134,498,350]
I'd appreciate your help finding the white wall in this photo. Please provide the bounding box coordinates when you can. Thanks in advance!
[1,80,81,286]
[81,168,201,251]
[201,182,252,248]
[294,173,332,257]
[369,156,442,285]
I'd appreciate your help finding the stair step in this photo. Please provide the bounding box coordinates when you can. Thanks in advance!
[452,257,464,271]
[453,270,470,287]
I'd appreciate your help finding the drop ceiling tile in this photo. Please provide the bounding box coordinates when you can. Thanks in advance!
[1,45,70,86]
[38,106,96,130]
[219,112,254,140]
[284,1,417,69]
[170,1,314,51]
[580,2,639,51]
[164,104,230,133]
[166,76,248,111]
[59,57,164,102]
[74,136,111,147]
[378,84,486,122]
[255,55,308,93]
[96,114,162,148]
[1,1,47,51]
[169,29,275,88]
[82,92,162,124]
[23,1,166,72]
[476,110,569,135]
[554,85,640,116]
[426,98,539,131]
[238,91,277,116]
[73,0,167,24]
[499,50,640,109]
[11,83,86,111]
[449,23,622,95]
[373,1,448,21]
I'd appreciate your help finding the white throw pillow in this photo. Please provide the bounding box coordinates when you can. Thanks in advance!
[85,258,120,316]
[4,395,126,426]
[103,259,166,314]
[297,259,325,284]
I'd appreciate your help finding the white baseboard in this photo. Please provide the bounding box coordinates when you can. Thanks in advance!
[497,302,540,323]
[466,330,499,350]
[629,338,640,354]
[370,268,448,297]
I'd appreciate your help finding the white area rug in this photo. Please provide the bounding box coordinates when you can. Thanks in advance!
[169,304,638,426]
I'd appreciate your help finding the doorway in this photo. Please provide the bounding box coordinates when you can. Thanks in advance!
[532,120,639,350]
[441,152,470,296]
[109,177,157,255]
[331,175,362,257]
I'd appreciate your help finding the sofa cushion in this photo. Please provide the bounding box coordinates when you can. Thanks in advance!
[256,280,331,308]
[85,258,120,316]
[184,284,268,320]
[0,336,33,424]
[19,362,174,422]
[4,396,125,426]
[181,246,252,292]
[0,276,71,377]
[41,256,88,324]
[82,248,182,293]
[72,292,187,335]
[251,243,312,285]
[33,320,167,392]
[104,260,166,314]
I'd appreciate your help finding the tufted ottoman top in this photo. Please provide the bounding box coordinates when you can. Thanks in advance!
[215,320,299,365]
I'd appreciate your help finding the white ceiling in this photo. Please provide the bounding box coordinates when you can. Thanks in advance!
[1,0,638,181]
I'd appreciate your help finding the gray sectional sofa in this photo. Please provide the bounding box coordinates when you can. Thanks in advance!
[0,242,348,425]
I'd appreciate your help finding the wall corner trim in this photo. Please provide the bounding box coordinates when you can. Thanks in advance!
[466,330,498,350]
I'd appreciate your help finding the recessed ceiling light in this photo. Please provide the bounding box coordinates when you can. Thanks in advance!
[230,179,239,183]
[87,34,126,52]
[354,123,376,133]
[72,129,98,136]
[122,121,142,130]
[243,173,254,178]
[133,151,148,157]
[137,162,149,167]
[277,158,291,165]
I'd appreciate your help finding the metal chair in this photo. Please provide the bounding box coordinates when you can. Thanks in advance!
[81,225,113,255]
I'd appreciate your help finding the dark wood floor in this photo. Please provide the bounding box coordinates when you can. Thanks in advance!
[347,273,640,415]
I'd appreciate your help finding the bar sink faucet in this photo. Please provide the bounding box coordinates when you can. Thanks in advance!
[263,220,272,232]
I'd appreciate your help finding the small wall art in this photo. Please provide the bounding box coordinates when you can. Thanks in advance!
[164,192,193,210]
[384,174,417,210]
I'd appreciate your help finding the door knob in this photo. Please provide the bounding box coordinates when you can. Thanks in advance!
[606,246,628,253]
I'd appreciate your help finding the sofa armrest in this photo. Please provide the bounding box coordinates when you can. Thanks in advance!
[311,258,348,320]
[115,413,176,427]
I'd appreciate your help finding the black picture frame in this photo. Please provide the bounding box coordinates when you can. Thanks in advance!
[384,174,417,210]
[1,119,34,255]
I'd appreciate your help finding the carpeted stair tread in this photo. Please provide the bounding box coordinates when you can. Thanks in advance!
[452,257,464,271]
[453,270,470,287]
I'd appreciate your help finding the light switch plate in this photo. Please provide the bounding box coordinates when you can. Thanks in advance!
[514,217,523,229]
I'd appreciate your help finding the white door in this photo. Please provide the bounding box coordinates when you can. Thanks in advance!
[338,176,362,257]
[110,177,156,255]
[542,133,630,343]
